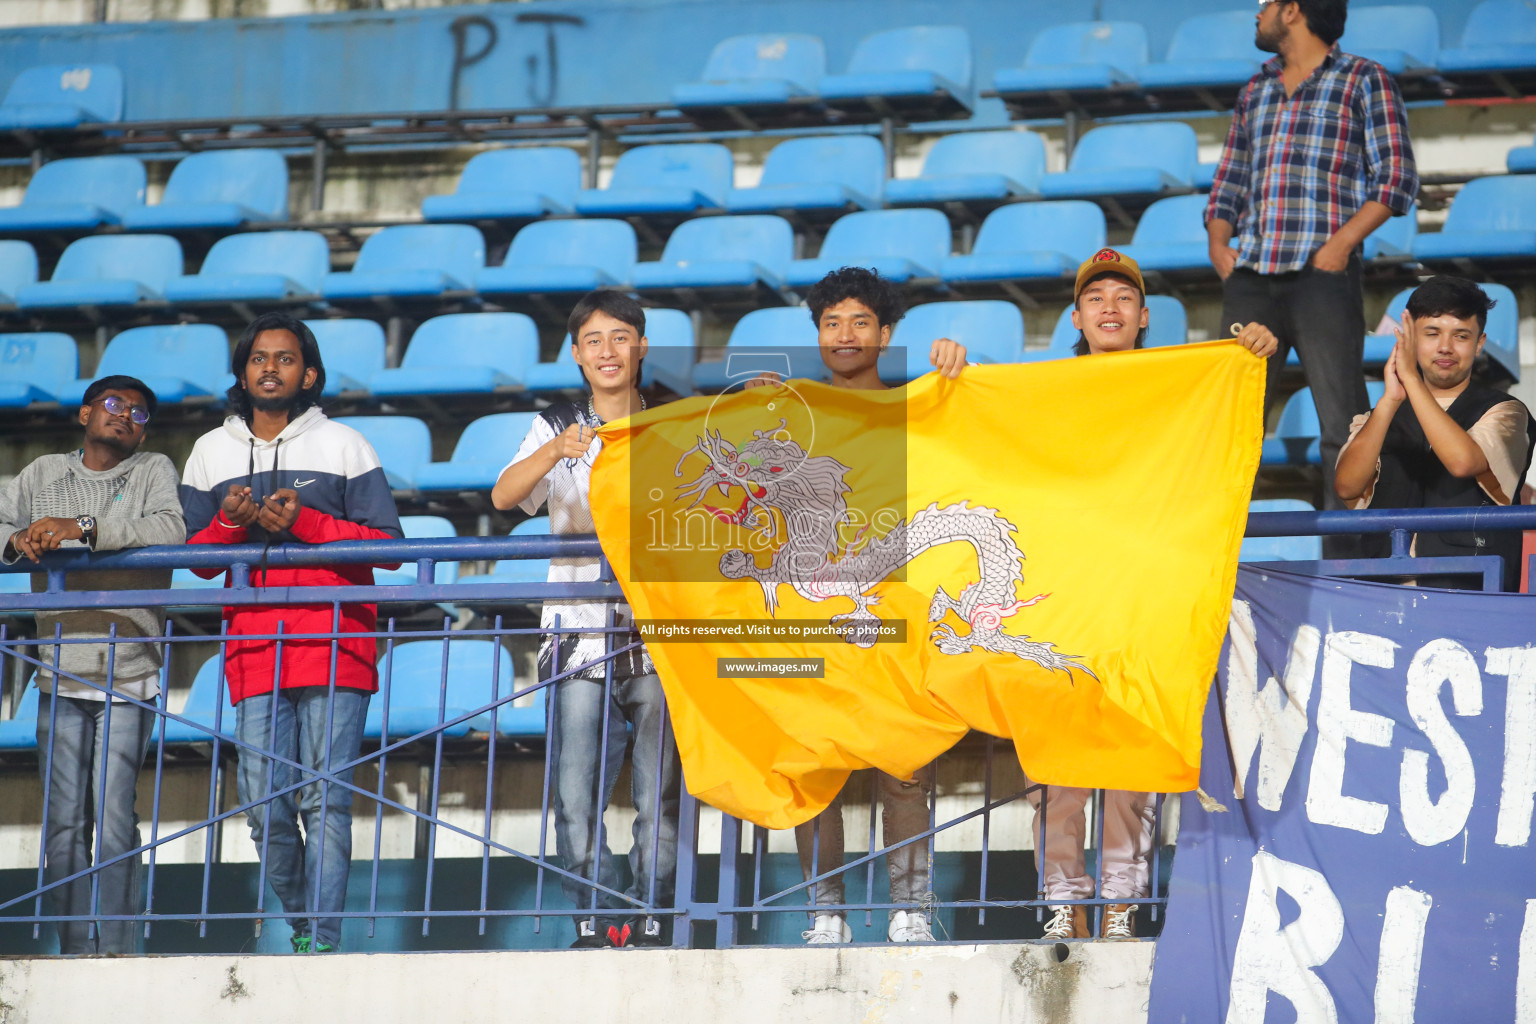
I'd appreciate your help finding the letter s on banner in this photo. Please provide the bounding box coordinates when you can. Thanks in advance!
[1307,631,1396,835]
[1400,639,1482,847]
[1227,850,1344,1024]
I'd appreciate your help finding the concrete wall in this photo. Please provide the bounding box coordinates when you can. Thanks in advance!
[0,941,1157,1024]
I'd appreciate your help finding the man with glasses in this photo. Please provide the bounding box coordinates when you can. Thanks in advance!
[0,375,185,954]
[1207,0,1418,552]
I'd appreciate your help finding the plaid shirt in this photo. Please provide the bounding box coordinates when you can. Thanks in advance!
[1207,47,1418,275]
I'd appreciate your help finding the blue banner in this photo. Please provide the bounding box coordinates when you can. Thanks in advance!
[1149,566,1536,1024]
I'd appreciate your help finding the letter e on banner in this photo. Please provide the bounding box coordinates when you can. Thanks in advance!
[1227,851,1344,1024]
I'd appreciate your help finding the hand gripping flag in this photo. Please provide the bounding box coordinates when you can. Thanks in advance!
[589,341,1264,828]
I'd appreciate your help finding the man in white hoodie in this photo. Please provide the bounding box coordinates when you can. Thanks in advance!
[0,374,185,954]
[180,314,401,953]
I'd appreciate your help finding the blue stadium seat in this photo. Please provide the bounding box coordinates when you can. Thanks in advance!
[463,515,554,593]
[885,130,1045,207]
[0,570,31,596]
[1435,1,1536,89]
[1137,12,1265,98]
[0,332,78,407]
[164,231,329,304]
[640,308,699,396]
[523,336,586,394]
[631,215,794,293]
[1027,306,1091,364]
[1143,295,1188,348]
[306,319,385,397]
[940,201,1107,285]
[1262,382,1386,466]
[1362,206,1418,260]
[1119,194,1221,274]
[1411,176,1536,262]
[0,65,122,131]
[1240,499,1323,562]
[1338,6,1440,75]
[574,144,732,217]
[724,136,883,214]
[370,312,539,397]
[332,416,432,490]
[421,147,582,222]
[367,639,526,739]
[817,26,974,119]
[880,300,1024,382]
[158,656,236,745]
[1509,136,1536,173]
[54,323,231,406]
[16,234,181,310]
[990,21,1148,114]
[672,33,826,114]
[1192,162,1218,191]
[691,306,825,391]
[375,516,460,587]
[0,240,38,303]
[122,150,288,231]
[416,412,539,493]
[1039,123,1197,200]
[321,224,484,300]
[475,219,636,295]
[785,208,950,289]
[0,155,145,232]
[0,677,40,751]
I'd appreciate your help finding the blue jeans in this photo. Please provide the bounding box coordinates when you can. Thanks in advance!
[550,673,679,924]
[35,693,154,954]
[235,686,368,949]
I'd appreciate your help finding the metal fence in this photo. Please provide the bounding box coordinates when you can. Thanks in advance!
[0,507,1532,953]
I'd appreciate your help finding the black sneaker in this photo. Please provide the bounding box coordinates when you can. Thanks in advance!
[571,919,607,949]
[627,917,668,947]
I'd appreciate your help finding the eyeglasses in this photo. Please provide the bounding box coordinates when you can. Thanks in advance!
[97,395,151,425]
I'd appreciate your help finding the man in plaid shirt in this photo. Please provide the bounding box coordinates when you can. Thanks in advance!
[1206,0,1417,539]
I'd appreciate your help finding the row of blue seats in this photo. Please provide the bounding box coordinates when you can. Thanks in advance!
[0,125,1208,239]
[0,193,1436,316]
[0,636,547,751]
[8,0,1528,137]
[0,275,1521,416]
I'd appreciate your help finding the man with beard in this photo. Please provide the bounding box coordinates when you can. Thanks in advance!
[1336,276,1535,591]
[1206,0,1418,551]
[180,314,402,953]
[0,375,184,953]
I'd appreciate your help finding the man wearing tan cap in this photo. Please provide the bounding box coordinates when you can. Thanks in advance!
[1030,249,1276,943]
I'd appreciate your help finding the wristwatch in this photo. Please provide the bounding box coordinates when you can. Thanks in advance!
[76,515,97,547]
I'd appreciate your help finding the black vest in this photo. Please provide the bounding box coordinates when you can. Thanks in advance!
[1362,383,1535,590]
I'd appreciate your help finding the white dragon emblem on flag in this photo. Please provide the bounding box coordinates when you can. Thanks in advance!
[674,421,1089,675]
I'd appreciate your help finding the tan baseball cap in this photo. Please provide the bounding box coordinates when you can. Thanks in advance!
[1074,247,1145,301]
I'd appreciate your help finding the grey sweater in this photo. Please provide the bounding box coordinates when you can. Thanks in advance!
[0,451,186,699]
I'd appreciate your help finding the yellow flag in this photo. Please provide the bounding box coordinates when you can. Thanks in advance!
[590,341,1264,828]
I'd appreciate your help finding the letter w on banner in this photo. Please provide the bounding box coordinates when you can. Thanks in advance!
[1149,566,1536,1023]
[589,342,1264,828]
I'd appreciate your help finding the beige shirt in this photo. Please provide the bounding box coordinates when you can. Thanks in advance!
[1338,395,1530,513]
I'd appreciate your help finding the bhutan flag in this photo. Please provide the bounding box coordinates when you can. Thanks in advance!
[589,341,1264,828]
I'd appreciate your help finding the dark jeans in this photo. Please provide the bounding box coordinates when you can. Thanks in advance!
[36,693,155,954]
[1222,255,1371,556]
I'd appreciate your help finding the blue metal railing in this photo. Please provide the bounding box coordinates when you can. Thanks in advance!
[0,505,1532,953]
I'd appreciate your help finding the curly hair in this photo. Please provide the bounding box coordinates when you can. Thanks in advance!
[804,267,905,329]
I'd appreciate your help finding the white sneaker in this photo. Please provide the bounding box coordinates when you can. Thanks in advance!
[1042,904,1087,940]
[1102,904,1135,940]
[888,909,934,942]
[802,913,852,944]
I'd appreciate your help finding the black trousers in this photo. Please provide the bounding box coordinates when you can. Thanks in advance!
[1222,255,1371,557]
